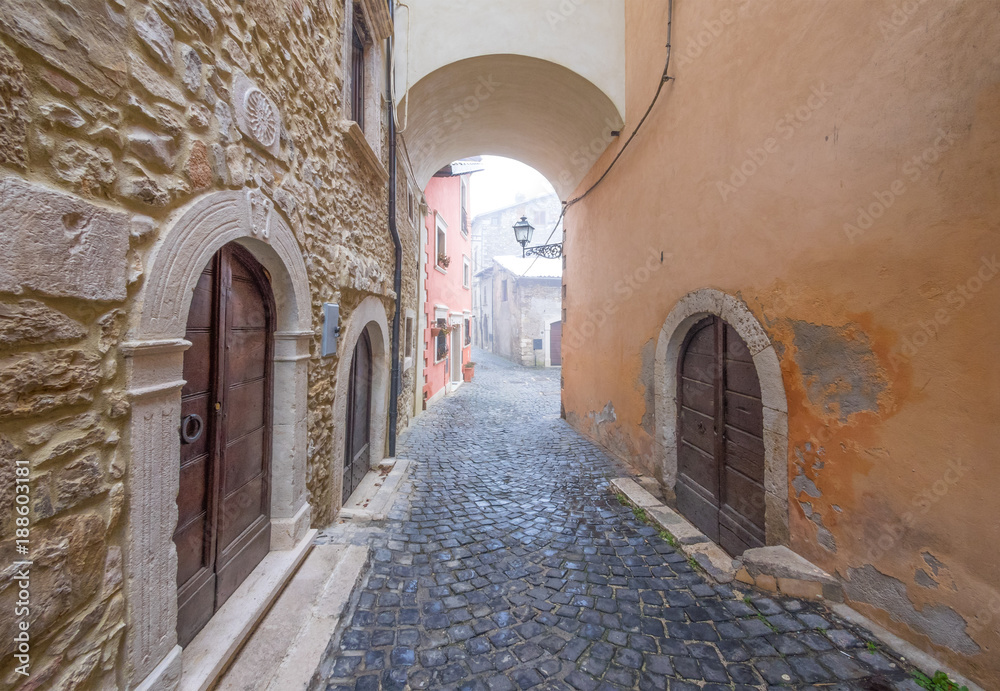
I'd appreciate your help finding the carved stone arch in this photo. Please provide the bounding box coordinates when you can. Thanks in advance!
[331,296,391,515]
[122,189,313,689]
[654,288,790,547]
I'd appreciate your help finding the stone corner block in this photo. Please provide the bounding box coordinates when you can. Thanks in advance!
[0,177,129,301]
[742,545,838,586]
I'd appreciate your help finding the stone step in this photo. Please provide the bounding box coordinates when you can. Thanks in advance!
[215,542,371,691]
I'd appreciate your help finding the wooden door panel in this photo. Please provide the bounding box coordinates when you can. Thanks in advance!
[724,434,765,483]
[223,428,266,494]
[177,456,210,528]
[685,324,716,355]
[228,279,267,328]
[680,352,717,384]
[681,377,714,415]
[725,360,762,397]
[174,514,209,586]
[678,442,717,494]
[724,324,753,362]
[176,569,215,647]
[219,470,266,552]
[226,380,266,439]
[723,467,766,527]
[676,479,720,542]
[183,332,213,395]
[187,270,215,328]
[226,330,267,382]
[215,516,270,607]
[679,407,715,455]
[180,395,212,459]
[724,390,763,435]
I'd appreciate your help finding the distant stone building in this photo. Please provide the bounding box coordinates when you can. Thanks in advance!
[479,256,562,367]
[470,194,562,347]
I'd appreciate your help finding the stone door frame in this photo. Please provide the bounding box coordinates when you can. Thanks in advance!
[330,296,391,516]
[122,189,313,689]
[654,288,790,546]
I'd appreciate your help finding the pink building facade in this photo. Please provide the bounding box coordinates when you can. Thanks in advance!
[422,166,473,407]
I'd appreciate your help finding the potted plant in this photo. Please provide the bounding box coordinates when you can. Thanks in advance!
[431,323,453,337]
[463,361,476,382]
[437,253,451,268]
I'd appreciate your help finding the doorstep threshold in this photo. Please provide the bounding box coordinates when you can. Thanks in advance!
[179,529,317,691]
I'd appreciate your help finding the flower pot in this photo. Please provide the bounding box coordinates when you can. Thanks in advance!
[463,365,474,382]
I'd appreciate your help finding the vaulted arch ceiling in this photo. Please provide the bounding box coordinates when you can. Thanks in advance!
[393,0,625,198]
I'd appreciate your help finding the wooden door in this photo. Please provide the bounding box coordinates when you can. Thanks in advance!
[550,321,562,366]
[343,330,373,505]
[175,244,274,647]
[676,317,765,556]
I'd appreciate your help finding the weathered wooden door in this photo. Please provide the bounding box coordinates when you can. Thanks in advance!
[175,244,274,647]
[343,330,373,505]
[550,321,562,366]
[676,316,765,556]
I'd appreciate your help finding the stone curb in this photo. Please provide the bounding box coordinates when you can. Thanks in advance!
[609,477,843,601]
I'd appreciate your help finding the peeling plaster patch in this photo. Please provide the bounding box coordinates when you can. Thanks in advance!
[922,551,945,576]
[832,504,843,513]
[791,321,887,422]
[792,464,822,498]
[640,338,655,434]
[813,515,837,553]
[844,565,980,655]
[914,568,939,589]
[589,401,617,426]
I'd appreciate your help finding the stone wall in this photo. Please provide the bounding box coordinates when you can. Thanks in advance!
[0,0,411,686]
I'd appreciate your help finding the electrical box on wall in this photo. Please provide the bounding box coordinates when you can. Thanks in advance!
[321,303,340,357]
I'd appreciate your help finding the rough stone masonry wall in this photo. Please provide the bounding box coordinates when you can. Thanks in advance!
[0,0,405,687]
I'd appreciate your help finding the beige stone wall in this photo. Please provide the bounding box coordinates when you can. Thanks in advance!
[0,0,410,686]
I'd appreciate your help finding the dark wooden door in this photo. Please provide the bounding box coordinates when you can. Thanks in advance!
[676,317,765,556]
[550,321,562,366]
[175,244,274,647]
[343,330,373,505]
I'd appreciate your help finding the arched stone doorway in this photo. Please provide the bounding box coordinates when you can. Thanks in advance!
[343,329,374,504]
[331,296,391,516]
[123,189,313,689]
[654,289,790,548]
[175,243,276,646]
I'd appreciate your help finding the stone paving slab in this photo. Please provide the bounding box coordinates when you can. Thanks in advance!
[315,349,923,691]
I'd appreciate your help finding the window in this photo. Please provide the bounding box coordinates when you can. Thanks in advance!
[463,256,470,289]
[350,16,366,129]
[501,279,508,301]
[464,319,471,346]
[435,317,447,362]
[460,178,469,236]
[436,215,448,269]
[404,316,414,355]
[407,189,415,223]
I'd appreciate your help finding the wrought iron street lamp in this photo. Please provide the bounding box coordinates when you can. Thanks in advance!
[512,216,563,258]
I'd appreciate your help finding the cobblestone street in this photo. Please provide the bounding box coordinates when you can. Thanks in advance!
[318,349,919,691]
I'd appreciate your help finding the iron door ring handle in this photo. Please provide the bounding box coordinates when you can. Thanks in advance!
[181,414,204,444]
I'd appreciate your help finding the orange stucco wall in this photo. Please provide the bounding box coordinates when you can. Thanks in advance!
[562,0,1000,685]
[423,173,473,401]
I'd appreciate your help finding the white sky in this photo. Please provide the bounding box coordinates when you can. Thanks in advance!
[469,156,557,217]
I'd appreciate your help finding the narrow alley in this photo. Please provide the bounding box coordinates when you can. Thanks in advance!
[316,351,918,691]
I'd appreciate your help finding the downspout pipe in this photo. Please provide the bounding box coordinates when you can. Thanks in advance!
[387,0,402,457]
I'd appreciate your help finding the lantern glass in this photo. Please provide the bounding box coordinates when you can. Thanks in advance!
[512,216,534,246]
